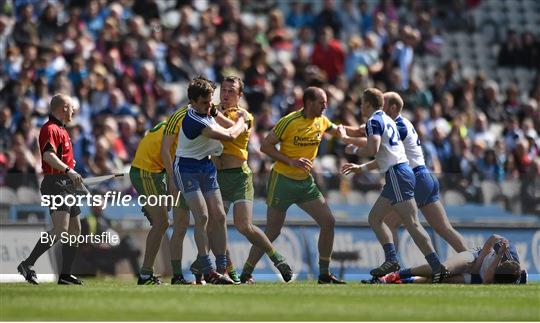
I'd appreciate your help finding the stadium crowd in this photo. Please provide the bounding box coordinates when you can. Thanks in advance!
[0,0,539,214]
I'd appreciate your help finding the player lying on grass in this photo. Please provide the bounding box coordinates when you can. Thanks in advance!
[341,88,447,283]
[370,234,527,284]
[340,92,467,275]
[191,76,292,284]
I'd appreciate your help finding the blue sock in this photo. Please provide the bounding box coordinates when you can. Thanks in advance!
[198,255,213,275]
[401,277,415,284]
[398,268,413,278]
[425,252,442,273]
[383,243,397,262]
[215,254,227,274]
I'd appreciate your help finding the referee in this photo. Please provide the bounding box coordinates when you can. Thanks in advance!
[17,94,84,285]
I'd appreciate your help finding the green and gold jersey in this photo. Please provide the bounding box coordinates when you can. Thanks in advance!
[221,106,254,161]
[272,109,334,180]
[131,106,188,172]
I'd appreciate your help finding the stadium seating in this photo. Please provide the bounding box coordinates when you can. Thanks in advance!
[16,187,41,205]
[0,187,18,205]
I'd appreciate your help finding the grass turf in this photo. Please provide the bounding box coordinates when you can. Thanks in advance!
[0,279,539,321]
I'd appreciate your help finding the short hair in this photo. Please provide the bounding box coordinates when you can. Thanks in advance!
[49,94,69,112]
[384,92,404,113]
[187,76,216,101]
[303,87,323,106]
[222,76,244,94]
[494,260,521,284]
[362,88,384,109]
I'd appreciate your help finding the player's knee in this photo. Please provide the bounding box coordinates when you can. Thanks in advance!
[194,212,209,224]
[172,225,188,239]
[153,218,170,233]
[368,213,382,226]
[235,222,252,236]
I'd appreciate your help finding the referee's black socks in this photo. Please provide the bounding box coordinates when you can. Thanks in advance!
[25,234,55,266]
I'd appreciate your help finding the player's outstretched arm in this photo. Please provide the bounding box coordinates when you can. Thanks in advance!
[327,124,367,146]
[202,116,247,142]
[344,124,366,137]
[350,134,381,158]
[341,159,379,175]
[260,131,312,171]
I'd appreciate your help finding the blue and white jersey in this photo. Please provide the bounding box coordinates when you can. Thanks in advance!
[175,106,223,160]
[366,110,408,172]
[395,115,425,169]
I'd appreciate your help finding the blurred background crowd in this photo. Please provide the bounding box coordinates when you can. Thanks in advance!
[0,0,539,215]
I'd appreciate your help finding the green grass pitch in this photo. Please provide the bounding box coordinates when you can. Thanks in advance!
[1,280,539,321]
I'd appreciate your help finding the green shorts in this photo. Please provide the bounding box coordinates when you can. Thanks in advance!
[217,163,254,203]
[129,166,188,210]
[266,169,322,211]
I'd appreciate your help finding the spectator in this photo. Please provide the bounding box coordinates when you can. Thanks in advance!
[469,111,495,148]
[12,4,38,46]
[358,0,373,35]
[521,160,540,214]
[5,147,38,191]
[267,9,293,51]
[498,29,521,67]
[513,139,533,175]
[393,26,420,90]
[314,0,342,36]
[477,81,505,123]
[339,0,361,41]
[244,50,272,114]
[311,27,345,83]
[503,83,521,117]
[37,3,61,45]
[0,0,538,216]
[477,148,504,182]
[374,0,398,23]
[503,116,524,154]
[402,78,432,110]
[520,31,539,69]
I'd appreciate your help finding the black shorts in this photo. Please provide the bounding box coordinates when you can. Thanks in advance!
[40,174,81,217]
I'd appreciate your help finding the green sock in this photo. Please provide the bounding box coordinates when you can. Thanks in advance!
[242,262,255,275]
[266,249,285,265]
[319,258,330,275]
[140,267,153,277]
[171,260,182,276]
